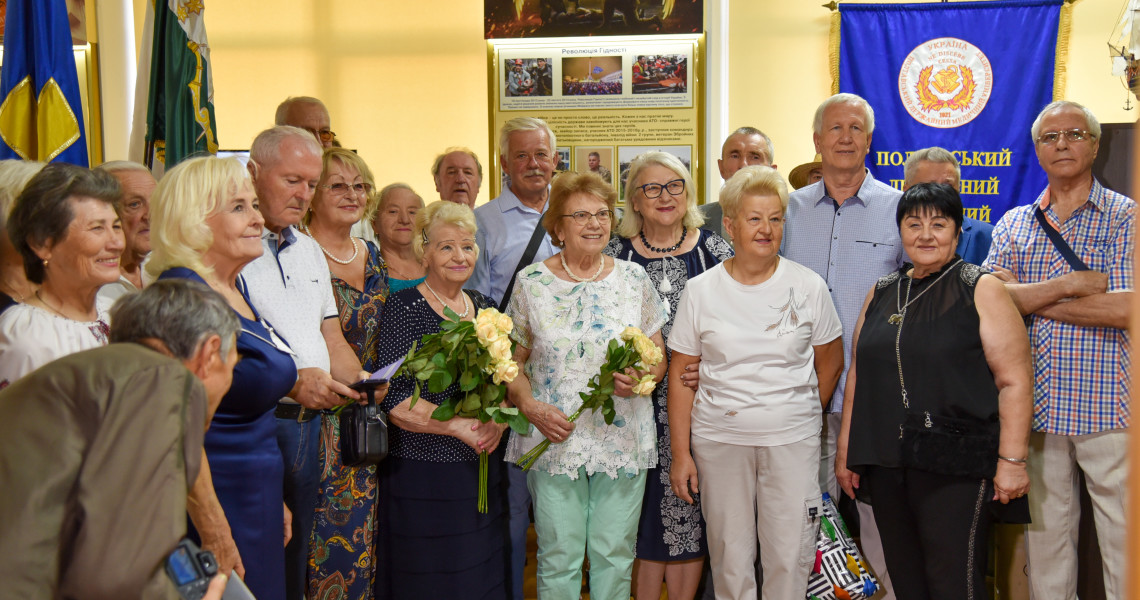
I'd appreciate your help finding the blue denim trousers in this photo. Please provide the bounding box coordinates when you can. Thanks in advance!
[276,415,322,600]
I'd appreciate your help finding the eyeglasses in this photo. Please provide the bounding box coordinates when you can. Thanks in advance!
[561,209,613,226]
[1036,129,1096,146]
[638,178,685,199]
[307,128,336,143]
[322,182,372,196]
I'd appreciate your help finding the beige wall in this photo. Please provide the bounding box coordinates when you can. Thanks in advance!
[157,1,1129,202]
[727,0,1134,182]
[204,0,490,204]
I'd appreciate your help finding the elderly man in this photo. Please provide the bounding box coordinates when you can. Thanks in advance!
[984,101,1133,599]
[96,160,156,302]
[700,126,776,238]
[784,93,902,600]
[0,279,239,599]
[276,96,335,149]
[471,116,559,600]
[241,125,369,600]
[585,151,612,183]
[902,147,994,265]
[433,147,483,207]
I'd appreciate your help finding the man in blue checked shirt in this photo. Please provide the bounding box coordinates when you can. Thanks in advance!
[984,100,1133,600]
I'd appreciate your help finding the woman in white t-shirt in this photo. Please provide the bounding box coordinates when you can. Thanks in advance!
[667,165,844,599]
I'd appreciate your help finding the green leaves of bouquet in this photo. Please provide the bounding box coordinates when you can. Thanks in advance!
[399,307,529,434]
[396,306,529,512]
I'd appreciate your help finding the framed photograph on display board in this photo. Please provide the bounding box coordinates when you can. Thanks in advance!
[488,35,704,199]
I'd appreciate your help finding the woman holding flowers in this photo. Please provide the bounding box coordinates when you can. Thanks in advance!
[604,151,732,600]
[505,171,668,600]
[372,201,508,600]
[667,166,844,599]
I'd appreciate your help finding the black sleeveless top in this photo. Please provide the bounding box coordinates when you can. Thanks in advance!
[846,258,998,472]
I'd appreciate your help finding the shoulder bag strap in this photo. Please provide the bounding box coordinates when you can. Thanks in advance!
[1034,207,1089,271]
[498,218,548,312]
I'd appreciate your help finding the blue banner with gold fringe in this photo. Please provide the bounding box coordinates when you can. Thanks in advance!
[0,0,88,165]
[836,0,1067,225]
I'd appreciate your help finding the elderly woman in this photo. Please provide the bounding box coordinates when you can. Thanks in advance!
[505,171,668,600]
[147,156,299,600]
[95,161,156,303]
[301,147,389,598]
[0,164,123,385]
[373,201,507,599]
[371,183,426,292]
[603,151,731,599]
[0,160,45,313]
[835,183,1031,599]
[668,166,844,599]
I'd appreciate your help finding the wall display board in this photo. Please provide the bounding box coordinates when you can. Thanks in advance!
[488,35,704,201]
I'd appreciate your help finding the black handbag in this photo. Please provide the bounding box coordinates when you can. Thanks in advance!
[900,411,998,479]
[340,381,389,467]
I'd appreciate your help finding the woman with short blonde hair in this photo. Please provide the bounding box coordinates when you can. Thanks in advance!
[669,165,843,598]
[373,200,506,599]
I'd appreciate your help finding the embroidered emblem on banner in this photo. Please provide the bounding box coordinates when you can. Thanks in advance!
[898,37,993,129]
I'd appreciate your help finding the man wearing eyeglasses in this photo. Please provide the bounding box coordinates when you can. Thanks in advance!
[240,125,370,600]
[785,93,903,600]
[471,116,560,600]
[276,96,336,149]
[983,100,1133,599]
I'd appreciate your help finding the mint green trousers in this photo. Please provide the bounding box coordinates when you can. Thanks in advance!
[527,467,648,600]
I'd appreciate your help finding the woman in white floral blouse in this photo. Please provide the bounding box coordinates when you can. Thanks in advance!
[505,171,668,600]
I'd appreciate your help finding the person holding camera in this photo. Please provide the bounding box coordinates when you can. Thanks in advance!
[0,280,240,599]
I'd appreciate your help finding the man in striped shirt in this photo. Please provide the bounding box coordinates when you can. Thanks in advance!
[984,100,1133,599]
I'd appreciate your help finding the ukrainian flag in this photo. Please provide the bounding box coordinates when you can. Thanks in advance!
[0,0,88,165]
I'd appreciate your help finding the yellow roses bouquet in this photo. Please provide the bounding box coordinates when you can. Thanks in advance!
[398,306,529,512]
[517,326,663,471]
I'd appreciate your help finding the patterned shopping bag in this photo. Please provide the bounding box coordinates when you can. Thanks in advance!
[806,493,878,600]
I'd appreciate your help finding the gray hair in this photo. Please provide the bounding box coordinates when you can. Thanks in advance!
[249,125,322,173]
[378,182,425,211]
[1030,100,1101,143]
[274,96,328,126]
[110,279,240,360]
[96,160,151,176]
[498,117,556,160]
[903,147,961,188]
[431,147,483,178]
[0,160,46,222]
[812,93,876,136]
[721,126,776,164]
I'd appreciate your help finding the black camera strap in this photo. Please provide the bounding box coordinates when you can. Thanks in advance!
[1034,207,1089,271]
[499,218,547,312]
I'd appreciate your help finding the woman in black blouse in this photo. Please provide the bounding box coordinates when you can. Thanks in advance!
[835,183,1032,599]
[373,201,508,599]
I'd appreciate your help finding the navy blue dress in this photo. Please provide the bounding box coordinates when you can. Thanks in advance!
[160,267,297,599]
